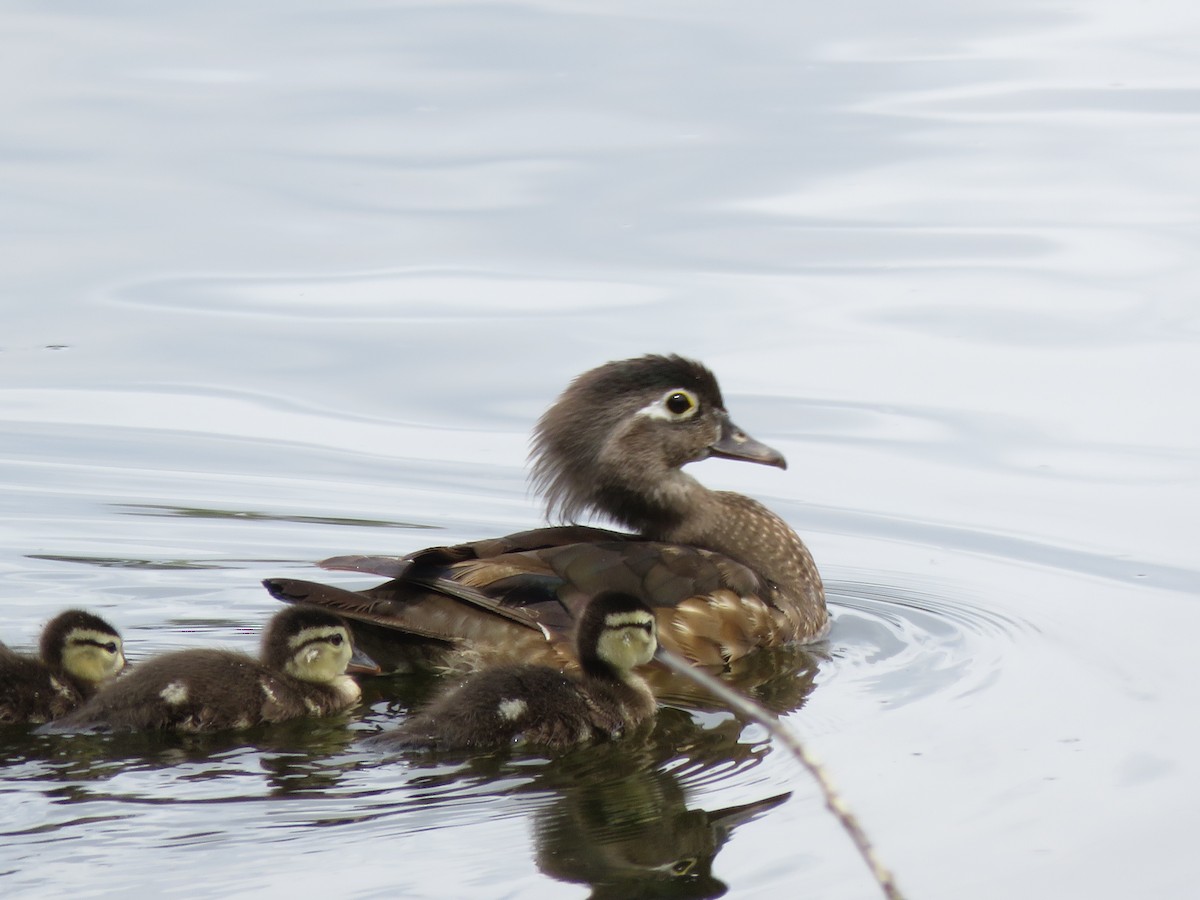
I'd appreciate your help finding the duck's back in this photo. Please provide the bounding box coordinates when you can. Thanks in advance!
[49,649,349,733]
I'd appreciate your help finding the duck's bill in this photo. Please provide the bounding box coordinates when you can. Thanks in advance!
[708,414,787,470]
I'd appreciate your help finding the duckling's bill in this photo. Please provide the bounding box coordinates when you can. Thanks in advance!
[347,646,382,676]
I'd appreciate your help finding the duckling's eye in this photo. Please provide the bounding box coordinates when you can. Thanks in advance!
[104,642,117,654]
[665,391,694,416]
[329,634,344,647]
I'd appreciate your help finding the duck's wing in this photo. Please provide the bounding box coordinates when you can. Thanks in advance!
[264,525,786,670]
[266,527,630,643]
[318,525,633,575]
[478,539,779,666]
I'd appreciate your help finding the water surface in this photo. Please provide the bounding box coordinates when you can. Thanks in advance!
[2,1,1199,897]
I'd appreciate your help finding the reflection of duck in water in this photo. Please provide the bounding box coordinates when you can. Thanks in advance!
[0,610,125,724]
[264,354,828,681]
[534,761,789,899]
[44,607,360,733]
[365,592,657,751]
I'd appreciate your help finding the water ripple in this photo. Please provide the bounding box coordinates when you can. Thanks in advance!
[821,576,1034,711]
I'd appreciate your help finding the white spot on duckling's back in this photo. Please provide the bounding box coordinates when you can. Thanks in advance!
[160,681,188,706]
[498,698,528,721]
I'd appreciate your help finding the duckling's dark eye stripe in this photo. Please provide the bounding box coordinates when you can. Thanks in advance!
[293,635,344,649]
[71,638,119,650]
[289,628,349,651]
[610,622,654,634]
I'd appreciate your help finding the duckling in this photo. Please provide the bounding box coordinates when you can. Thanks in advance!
[367,591,658,751]
[45,606,359,733]
[0,609,125,724]
[264,354,828,674]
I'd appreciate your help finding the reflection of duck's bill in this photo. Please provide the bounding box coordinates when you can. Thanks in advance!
[708,791,793,829]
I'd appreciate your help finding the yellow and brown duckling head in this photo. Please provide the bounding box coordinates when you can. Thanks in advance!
[531,354,786,534]
[40,609,126,689]
[42,606,359,734]
[574,590,658,682]
[0,609,125,724]
[262,604,356,687]
[366,591,660,753]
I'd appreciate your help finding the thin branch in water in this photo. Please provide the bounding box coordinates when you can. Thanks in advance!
[655,647,906,900]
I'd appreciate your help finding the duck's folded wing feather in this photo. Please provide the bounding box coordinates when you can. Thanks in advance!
[267,530,781,668]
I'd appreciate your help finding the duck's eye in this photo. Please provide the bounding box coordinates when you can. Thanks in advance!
[329,634,344,647]
[104,642,117,654]
[671,858,698,876]
[665,391,694,416]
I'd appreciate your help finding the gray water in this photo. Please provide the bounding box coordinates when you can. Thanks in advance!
[2,1,1199,897]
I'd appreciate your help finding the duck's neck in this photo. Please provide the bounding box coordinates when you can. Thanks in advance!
[593,469,703,536]
[591,470,826,629]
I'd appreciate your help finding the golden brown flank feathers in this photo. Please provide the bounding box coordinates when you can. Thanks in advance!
[367,592,659,752]
[44,607,359,734]
[263,354,827,674]
[0,609,125,724]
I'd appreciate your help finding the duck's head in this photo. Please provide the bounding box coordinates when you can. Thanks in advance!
[576,591,658,678]
[531,354,785,529]
[41,610,126,686]
[263,606,354,685]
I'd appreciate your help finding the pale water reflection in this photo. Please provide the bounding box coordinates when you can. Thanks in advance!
[2,0,1200,898]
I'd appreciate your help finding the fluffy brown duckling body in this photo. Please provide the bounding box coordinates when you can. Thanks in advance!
[45,607,359,733]
[0,609,125,724]
[265,354,827,674]
[366,592,658,752]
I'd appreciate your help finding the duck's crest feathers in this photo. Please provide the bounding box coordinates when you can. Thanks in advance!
[531,354,723,523]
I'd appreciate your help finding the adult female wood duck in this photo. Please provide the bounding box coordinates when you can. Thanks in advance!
[366,591,658,751]
[0,609,126,724]
[44,607,360,733]
[264,354,828,673]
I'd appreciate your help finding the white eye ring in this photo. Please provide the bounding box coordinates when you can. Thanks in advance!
[636,389,700,421]
[663,390,697,417]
